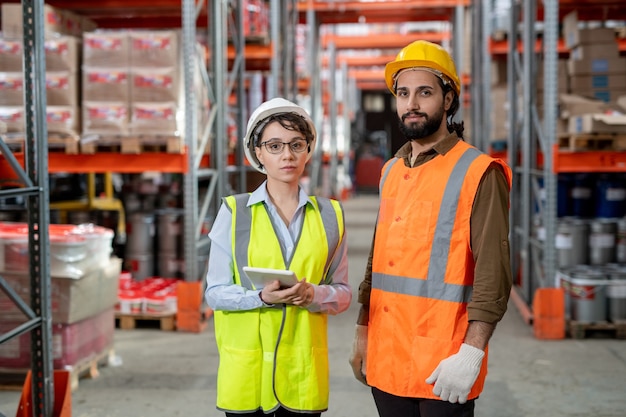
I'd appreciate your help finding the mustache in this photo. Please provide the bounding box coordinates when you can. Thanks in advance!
[402,111,428,121]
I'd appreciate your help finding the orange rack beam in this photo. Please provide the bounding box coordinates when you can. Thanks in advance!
[0,151,212,178]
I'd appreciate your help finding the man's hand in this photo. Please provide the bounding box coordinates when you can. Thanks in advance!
[425,343,485,404]
[348,324,368,385]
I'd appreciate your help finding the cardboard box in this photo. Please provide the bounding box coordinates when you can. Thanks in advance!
[46,71,78,107]
[0,71,78,107]
[0,258,121,324]
[574,88,626,103]
[0,105,78,134]
[562,11,616,49]
[568,114,626,134]
[45,35,81,72]
[0,35,80,72]
[1,4,64,38]
[130,101,179,135]
[129,30,179,68]
[130,67,180,102]
[82,101,130,136]
[82,67,130,102]
[0,72,24,106]
[47,105,80,135]
[0,38,23,71]
[558,94,611,118]
[83,31,130,68]
[570,43,620,62]
[567,56,626,76]
[0,106,24,132]
[491,58,508,86]
[0,308,114,369]
[570,74,626,91]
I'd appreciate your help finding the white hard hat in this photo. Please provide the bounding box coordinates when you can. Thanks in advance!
[243,98,317,173]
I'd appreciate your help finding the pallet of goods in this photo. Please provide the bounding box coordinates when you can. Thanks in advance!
[0,222,121,390]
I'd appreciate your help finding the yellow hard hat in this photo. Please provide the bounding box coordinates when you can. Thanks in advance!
[385,40,460,96]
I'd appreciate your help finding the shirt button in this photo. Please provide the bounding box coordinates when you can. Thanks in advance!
[404,174,410,180]
[383,306,389,312]
[388,261,394,267]
[395,216,401,222]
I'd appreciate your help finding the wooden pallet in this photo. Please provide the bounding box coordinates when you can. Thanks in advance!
[0,347,114,392]
[1,132,80,154]
[558,133,626,151]
[244,34,270,45]
[81,135,183,154]
[568,320,626,340]
[67,347,116,391]
[115,311,176,331]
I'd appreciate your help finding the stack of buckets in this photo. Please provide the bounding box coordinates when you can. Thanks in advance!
[544,173,626,323]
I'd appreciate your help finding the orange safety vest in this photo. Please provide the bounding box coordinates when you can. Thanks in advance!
[367,140,512,400]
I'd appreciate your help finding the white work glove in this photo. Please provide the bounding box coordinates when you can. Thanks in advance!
[348,324,368,385]
[425,343,485,404]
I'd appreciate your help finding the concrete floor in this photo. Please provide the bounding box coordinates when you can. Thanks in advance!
[1,194,626,417]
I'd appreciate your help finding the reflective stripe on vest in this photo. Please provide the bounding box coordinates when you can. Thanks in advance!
[228,194,342,289]
[373,147,481,303]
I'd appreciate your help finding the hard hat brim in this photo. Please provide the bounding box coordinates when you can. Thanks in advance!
[385,59,460,96]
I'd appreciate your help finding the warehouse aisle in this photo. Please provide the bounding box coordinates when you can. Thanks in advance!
[1,194,626,417]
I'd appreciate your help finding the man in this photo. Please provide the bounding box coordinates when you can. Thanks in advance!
[349,40,513,417]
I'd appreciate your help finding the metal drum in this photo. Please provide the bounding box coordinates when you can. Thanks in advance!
[588,219,616,266]
[607,268,626,321]
[126,213,155,255]
[568,268,608,323]
[125,253,154,281]
[594,176,626,219]
[556,219,589,268]
[617,218,626,264]
[157,209,183,256]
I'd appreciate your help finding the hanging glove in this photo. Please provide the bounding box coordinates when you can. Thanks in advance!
[425,343,485,404]
[348,324,368,385]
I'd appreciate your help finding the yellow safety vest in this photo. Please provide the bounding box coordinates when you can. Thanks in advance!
[214,194,344,413]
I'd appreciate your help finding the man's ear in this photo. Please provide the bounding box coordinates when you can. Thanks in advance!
[444,90,454,112]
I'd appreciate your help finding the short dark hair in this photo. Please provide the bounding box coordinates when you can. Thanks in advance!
[253,112,314,147]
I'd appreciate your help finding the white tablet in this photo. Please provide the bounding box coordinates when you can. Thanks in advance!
[243,266,299,289]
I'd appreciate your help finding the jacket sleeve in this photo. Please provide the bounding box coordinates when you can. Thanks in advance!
[467,163,513,324]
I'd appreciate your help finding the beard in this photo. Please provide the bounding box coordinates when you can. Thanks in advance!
[398,105,445,141]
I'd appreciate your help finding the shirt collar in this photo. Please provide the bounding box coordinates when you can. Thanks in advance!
[394,132,460,166]
[247,180,313,209]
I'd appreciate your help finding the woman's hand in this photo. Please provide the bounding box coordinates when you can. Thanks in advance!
[260,279,314,307]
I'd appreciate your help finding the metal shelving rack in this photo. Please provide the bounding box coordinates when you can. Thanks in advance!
[504,0,626,315]
[0,1,55,415]
[503,0,560,314]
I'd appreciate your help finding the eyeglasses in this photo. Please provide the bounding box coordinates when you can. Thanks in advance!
[259,139,308,154]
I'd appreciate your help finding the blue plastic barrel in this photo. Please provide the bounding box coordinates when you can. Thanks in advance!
[595,174,626,218]
[570,174,594,218]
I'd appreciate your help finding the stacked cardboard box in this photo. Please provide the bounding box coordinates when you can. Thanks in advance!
[563,11,626,103]
[129,30,181,136]
[0,35,81,136]
[82,31,131,136]
[1,3,96,39]
[0,222,121,373]
[82,30,183,139]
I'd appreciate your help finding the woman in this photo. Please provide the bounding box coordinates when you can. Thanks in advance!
[205,98,352,417]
